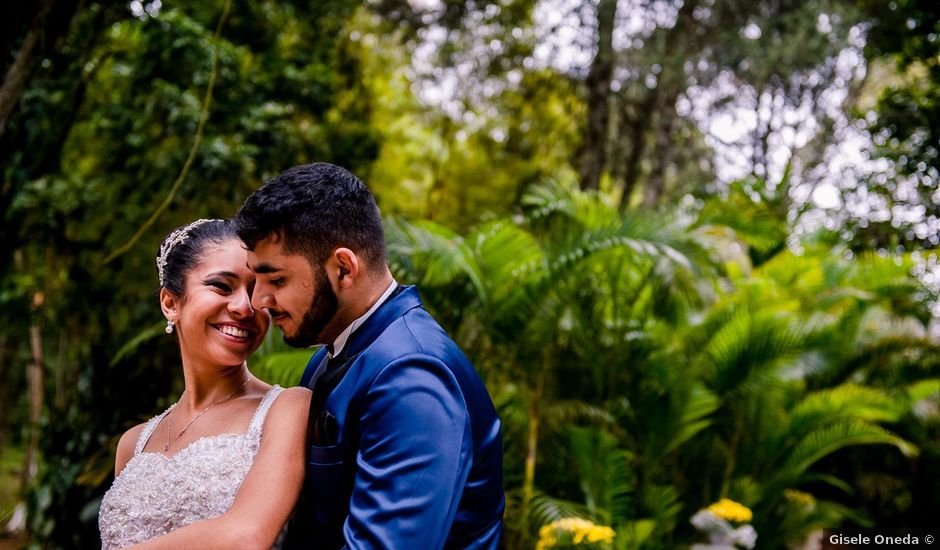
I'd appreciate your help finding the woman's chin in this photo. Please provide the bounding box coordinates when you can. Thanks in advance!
[204,347,254,368]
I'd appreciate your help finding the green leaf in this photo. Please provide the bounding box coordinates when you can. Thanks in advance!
[250,349,317,388]
[780,420,918,481]
[110,321,166,367]
[663,384,719,455]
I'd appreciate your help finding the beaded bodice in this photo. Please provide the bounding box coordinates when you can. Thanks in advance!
[98,386,283,549]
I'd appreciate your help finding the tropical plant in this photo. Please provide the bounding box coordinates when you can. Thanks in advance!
[387,180,938,548]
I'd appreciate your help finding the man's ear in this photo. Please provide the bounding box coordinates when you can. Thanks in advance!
[332,248,360,289]
[160,288,179,321]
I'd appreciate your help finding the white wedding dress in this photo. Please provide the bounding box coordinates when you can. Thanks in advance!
[98,386,284,549]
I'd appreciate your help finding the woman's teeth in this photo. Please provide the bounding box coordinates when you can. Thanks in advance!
[218,326,249,338]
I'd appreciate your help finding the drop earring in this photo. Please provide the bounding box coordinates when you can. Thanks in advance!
[165,319,175,334]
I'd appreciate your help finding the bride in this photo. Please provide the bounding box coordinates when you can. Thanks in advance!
[99,219,311,549]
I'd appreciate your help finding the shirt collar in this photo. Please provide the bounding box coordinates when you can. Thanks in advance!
[330,279,397,358]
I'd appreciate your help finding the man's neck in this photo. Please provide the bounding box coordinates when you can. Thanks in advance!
[329,274,396,356]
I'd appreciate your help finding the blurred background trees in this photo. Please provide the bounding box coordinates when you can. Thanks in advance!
[0,0,937,548]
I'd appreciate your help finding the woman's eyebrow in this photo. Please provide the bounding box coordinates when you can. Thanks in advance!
[204,271,238,278]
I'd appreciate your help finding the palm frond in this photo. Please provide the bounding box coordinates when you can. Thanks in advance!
[778,420,917,482]
[385,217,485,298]
[251,327,296,359]
[728,476,762,507]
[643,383,719,462]
[522,179,620,232]
[250,349,316,388]
[665,384,719,455]
[567,426,634,520]
[528,491,594,529]
[110,321,166,367]
[907,378,940,403]
[846,251,932,320]
[614,519,656,549]
[523,181,712,281]
[543,400,616,427]
[795,473,855,496]
[788,384,907,436]
[471,219,546,320]
[642,484,683,535]
[697,309,808,396]
[695,183,788,260]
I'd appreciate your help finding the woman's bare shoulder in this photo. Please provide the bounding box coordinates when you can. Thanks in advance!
[259,387,311,435]
[271,386,312,413]
[114,421,149,475]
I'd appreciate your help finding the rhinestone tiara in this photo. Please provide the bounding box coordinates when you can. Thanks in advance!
[156,219,222,287]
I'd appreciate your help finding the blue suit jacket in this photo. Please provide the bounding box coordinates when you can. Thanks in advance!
[287,286,504,549]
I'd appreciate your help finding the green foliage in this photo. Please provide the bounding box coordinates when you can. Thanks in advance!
[1,1,938,548]
[0,446,24,524]
[390,181,938,548]
[250,331,318,388]
[1,1,372,546]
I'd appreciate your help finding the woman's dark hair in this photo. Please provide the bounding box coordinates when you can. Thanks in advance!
[156,219,237,295]
[234,163,387,270]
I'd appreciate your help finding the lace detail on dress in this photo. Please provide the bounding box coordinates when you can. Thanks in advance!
[99,386,284,549]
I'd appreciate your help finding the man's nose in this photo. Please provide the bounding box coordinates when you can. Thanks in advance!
[251,282,275,310]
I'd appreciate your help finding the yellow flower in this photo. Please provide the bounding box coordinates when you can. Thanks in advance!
[706,498,753,523]
[539,517,616,546]
[536,535,558,550]
[587,525,616,543]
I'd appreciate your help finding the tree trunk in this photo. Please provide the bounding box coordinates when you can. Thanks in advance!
[520,364,546,540]
[618,0,699,208]
[751,88,770,180]
[22,306,45,492]
[618,90,658,209]
[55,330,68,409]
[0,0,56,136]
[643,90,679,209]
[0,335,8,464]
[578,0,617,191]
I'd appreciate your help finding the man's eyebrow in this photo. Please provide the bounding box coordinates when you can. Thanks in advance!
[251,263,282,274]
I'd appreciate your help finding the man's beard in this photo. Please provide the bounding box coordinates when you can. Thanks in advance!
[284,264,338,348]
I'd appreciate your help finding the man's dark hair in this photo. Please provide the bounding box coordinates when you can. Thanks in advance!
[234,163,387,270]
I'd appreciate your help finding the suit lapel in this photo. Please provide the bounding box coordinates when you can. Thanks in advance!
[303,286,422,446]
[300,347,329,389]
[339,285,420,360]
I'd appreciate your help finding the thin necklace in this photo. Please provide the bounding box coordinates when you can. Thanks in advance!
[164,373,252,452]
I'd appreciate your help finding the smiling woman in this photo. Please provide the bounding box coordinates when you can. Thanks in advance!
[97,219,311,550]
[164,235,269,369]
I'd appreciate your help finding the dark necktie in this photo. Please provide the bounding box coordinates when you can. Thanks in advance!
[307,350,355,446]
[305,285,405,446]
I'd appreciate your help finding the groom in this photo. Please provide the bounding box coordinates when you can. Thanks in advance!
[234,163,504,548]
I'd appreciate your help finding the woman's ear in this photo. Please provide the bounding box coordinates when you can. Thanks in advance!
[159,288,179,321]
[331,247,360,289]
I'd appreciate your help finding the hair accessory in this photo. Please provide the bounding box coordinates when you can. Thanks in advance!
[156,219,222,287]
[165,319,175,334]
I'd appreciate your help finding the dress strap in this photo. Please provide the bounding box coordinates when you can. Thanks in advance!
[133,403,176,456]
[247,385,284,437]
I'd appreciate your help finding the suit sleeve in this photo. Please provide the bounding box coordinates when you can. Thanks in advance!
[343,355,472,549]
